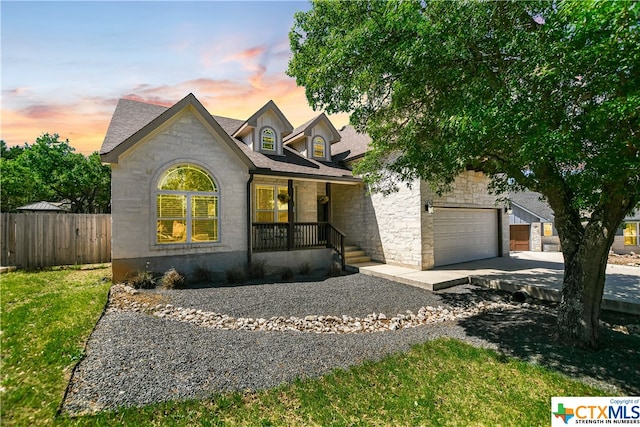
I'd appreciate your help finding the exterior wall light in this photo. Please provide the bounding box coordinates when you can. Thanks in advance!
[505,200,513,215]
[425,200,435,214]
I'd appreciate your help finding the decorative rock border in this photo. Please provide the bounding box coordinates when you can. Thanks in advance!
[107,284,542,334]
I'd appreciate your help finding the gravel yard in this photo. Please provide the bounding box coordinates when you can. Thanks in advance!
[61,273,640,415]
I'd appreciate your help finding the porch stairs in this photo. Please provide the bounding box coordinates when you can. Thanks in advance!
[343,244,380,271]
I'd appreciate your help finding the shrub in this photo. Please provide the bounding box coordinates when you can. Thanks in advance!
[126,269,157,289]
[280,266,295,281]
[192,266,213,283]
[226,266,247,284]
[298,261,312,276]
[248,260,266,279]
[161,268,186,289]
[328,262,342,277]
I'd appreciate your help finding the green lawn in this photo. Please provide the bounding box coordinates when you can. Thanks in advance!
[1,267,605,426]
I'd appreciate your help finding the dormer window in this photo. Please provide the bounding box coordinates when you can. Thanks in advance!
[312,135,326,159]
[260,127,276,152]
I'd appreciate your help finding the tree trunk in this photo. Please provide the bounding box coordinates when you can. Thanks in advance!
[556,229,612,349]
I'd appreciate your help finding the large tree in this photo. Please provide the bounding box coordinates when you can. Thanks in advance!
[288,0,639,348]
[0,134,111,213]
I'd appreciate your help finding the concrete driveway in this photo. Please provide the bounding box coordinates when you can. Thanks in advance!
[355,251,640,314]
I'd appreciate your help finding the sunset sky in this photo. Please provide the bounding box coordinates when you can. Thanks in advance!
[1,1,350,154]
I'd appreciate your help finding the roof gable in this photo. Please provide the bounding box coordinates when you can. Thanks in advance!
[100,93,254,167]
[234,100,294,138]
[510,191,555,222]
[283,113,341,144]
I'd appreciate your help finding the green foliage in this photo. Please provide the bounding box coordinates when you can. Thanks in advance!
[0,133,111,213]
[289,0,640,347]
[0,267,111,426]
[288,0,639,211]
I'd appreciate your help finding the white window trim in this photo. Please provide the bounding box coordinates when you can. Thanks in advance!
[259,126,277,153]
[311,135,326,160]
[155,165,220,246]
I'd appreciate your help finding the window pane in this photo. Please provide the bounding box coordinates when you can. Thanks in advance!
[261,128,276,151]
[277,211,288,223]
[192,196,218,218]
[256,211,274,222]
[192,220,218,242]
[543,223,553,236]
[624,223,637,246]
[157,220,187,243]
[257,187,275,210]
[158,194,186,218]
[159,166,215,191]
[313,136,325,157]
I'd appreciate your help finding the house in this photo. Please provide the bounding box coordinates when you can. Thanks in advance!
[509,191,640,255]
[509,191,560,252]
[614,212,640,255]
[16,201,69,213]
[100,93,509,282]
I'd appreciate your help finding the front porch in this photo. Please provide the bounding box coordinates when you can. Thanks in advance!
[250,177,359,270]
[251,221,346,269]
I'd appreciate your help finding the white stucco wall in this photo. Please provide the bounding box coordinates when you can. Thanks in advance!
[110,109,249,280]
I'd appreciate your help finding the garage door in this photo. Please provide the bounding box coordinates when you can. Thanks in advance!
[434,208,499,266]
[510,224,530,251]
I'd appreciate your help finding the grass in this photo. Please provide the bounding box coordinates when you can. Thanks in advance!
[1,266,111,426]
[1,268,607,426]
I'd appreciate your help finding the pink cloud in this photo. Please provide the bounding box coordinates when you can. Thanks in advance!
[224,45,267,63]
[1,75,351,156]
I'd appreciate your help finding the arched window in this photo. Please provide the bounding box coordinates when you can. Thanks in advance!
[260,127,276,152]
[312,135,326,159]
[156,165,219,244]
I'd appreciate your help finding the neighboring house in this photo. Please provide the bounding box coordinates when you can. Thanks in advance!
[509,191,560,252]
[16,201,69,213]
[100,93,509,282]
[509,191,640,255]
[613,212,640,255]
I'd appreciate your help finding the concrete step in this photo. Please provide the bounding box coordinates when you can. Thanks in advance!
[344,245,361,252]
[345,255,372,264]
[344,250,366,258]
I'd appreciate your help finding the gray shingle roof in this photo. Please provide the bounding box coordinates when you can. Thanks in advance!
[332,125,371,163]
[510,191,555,222]
[283,113,340,144]
[100,96,358,182]
[100,99,167,155]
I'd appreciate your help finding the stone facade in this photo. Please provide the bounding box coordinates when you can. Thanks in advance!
[332,170,510,270]
[111,110,249,281]
[530,222,542,252]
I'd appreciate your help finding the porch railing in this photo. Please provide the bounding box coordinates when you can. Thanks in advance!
[252,222,345,269]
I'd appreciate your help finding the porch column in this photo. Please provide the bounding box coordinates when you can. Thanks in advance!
[326,183,332,222]
[287,179,294,250]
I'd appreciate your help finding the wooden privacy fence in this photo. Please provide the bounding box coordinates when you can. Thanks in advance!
[1,213,111,268]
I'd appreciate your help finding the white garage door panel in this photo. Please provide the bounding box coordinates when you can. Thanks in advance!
[434,208,498,266]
